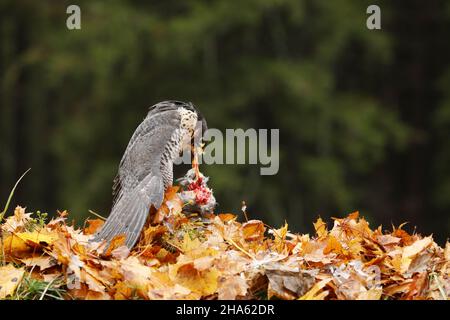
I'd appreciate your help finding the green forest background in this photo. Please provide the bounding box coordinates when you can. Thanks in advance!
[1,0,449,243]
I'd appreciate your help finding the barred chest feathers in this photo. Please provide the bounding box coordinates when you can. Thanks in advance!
[160,107,198,188]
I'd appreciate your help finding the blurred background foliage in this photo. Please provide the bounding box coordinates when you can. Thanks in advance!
[0,0,449,243]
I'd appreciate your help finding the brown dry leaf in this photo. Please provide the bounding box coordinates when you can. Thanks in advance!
[242,220,266,241]
[298,278,332,300]
[217,275,249,299]
[218,213,237,223]
[376,234,401,247]
[82,269,108,293]
[21,256,56,270]
[0,264,25,299]
[392,225,414,246]
[401,237,433,274]
[141,225,167,244]
[111,245,130,260]
[302,241,334,264]
[153,186,182,223]
[266,266,315,300]
[42,273,60,283]
[85,291,111,300]
[193,256,216,271]
[1,206,32,233]
[148,283,194,300]
[384,280,414,297]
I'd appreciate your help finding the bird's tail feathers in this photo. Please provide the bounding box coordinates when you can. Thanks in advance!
[92,175,164,249]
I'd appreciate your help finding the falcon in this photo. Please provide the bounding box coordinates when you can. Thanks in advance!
[93,101,207,248]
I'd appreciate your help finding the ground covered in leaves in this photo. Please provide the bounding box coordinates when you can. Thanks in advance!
[0,190,449,300]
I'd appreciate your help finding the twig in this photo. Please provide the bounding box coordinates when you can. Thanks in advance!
[88,210,106,220]
[226,237,255,260]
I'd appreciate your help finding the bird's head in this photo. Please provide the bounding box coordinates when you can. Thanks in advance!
[148,100,208,155]
[148,100,207,135]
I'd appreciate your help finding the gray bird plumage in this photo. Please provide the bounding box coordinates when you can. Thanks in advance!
[92,101,207,249]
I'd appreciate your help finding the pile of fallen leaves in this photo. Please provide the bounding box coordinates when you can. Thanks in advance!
[0,192,448,300]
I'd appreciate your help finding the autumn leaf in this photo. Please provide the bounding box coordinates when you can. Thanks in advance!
[401,237,433,273]
[218,213,237,223]
[313,217,328,239]
[21,256,56,270]
[323,235,344,255]
[180,233,202,253]
[141,225,167,245]
[298,278,332,300]
[217,275,249,299]
[84,219,104,235]
[1,206,32,233]
[104,234,126,257]
[153,186,182,223]
[242,220,266,241]
[0,264,25,299]
[172,265,219,297]
[266,266,315,300]
[1,234,31,255]
[16,231,59,246]
[357,287,382,300]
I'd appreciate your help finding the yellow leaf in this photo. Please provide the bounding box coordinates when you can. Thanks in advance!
[120,256,153,293]
[357,287,382,300]
[242,220,266,241]
[323,236,344,255]
[180,233,202,253]
[176,266,219,296]
[401,237,433,273]
[113,281,134,300]
[313,217,328,239]
[0,264,25,299]
[273,223,289,252]
[1,234,30,254]
[16,231,59,246]
[218,213,237,223]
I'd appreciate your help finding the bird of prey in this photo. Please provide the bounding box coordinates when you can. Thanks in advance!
[92,101,207,249]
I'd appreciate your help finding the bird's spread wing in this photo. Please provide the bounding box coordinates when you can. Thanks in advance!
[94,108,182,248]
